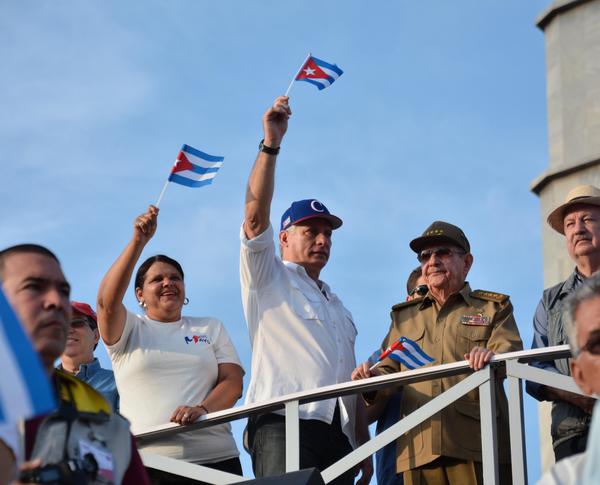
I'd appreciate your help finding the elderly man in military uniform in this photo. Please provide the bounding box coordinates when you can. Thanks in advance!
[353,221,523,485]
[526,185,600,461]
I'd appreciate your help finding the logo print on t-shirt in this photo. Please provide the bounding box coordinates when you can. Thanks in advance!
[184,334,210,344]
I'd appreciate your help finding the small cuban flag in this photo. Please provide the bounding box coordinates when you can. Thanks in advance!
[295,55,343,91]
[0,287,56,424]
[371,337,434,371]
[169,144,224,188]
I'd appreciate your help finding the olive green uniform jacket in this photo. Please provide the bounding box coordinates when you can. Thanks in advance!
[376,283,523,474]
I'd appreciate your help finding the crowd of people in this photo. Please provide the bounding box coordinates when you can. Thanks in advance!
[1,96,600,485]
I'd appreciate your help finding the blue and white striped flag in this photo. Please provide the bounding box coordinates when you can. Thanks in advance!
[386,336,434,370]
[0,288,55,423]
[168,144,224,188]
[295,55,343,91]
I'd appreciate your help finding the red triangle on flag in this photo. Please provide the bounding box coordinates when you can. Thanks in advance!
[296,58,328,80]
[171,151,194,173]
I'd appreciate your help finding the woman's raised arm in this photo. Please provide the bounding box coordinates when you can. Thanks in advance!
[97,205,158,345]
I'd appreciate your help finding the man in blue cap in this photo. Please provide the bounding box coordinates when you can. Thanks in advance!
[240,96,372,484]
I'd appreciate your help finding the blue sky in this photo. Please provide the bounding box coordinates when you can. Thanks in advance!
[1,0,556,481]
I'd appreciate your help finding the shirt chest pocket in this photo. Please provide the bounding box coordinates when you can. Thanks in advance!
[290,286,324,321]
[456,323,493,343]
[341,307,358,343]
[403,325,425,343]
[547,307,567,346]
[455,323,493,358]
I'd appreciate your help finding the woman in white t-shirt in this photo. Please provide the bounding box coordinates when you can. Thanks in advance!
[97,205,244,484]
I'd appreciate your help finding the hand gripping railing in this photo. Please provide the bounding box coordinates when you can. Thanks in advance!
[135,345,580,484]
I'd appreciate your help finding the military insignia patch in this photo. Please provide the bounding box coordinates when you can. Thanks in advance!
[460,313,490,326]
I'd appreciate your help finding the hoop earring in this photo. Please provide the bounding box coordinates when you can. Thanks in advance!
[184,298,190,305]
[138,299,147,309]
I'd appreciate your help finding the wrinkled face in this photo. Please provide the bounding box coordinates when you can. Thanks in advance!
[1,252,71,368]
[64,311,98,361]
[419,244,472,295]
[571,295,600,396]
[564,205,600,262]
[136,261,185,317]
[280,219,333,271]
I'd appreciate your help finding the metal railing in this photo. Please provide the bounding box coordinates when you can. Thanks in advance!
[135,345,582,484]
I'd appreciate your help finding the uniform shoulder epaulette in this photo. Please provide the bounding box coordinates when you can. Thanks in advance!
[56,369,112,416]
[391,297,423,312]
[470,290,509,303]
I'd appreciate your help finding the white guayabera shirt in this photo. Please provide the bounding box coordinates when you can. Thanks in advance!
[240,224,358,447]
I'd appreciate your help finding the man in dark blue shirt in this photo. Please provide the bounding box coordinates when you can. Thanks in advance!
[59,301,119,411]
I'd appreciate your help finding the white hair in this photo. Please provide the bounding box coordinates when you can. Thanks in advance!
[279,225,297,256]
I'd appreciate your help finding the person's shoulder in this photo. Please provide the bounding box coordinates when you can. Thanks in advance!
[96,365,116,378]
[183,316,228,337]
[391,298,423,312]
[56,370,112,416]
[541,275,574,305]
[183,315,223,327]
[125,310,145,326]
[469,289,510,304]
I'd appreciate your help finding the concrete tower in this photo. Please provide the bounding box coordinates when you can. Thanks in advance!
[533,0,600,471]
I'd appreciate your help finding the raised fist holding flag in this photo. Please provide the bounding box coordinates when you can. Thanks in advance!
[133,205,158,246]
[262,95,291,151]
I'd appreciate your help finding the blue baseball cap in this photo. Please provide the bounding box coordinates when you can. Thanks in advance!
[280,199,343,231]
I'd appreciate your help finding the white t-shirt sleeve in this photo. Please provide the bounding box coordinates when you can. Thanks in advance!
[105,310,138,357]
[240,223,281,291]
[213,321,244,373]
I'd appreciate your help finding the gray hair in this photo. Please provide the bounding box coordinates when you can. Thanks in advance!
[279,224,297,256]
[566,272,600,357]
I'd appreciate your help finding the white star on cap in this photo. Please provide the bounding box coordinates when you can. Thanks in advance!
[303,66,316,76]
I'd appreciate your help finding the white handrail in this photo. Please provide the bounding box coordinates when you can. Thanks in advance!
[137,345,578,485]
[136,345,570,442]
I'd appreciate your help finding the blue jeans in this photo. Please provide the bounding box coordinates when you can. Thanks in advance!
[248,407,354,484]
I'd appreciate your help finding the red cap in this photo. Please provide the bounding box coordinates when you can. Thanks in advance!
[71,301,97,329]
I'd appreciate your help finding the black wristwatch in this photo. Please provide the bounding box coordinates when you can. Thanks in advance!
[259,139,280,155]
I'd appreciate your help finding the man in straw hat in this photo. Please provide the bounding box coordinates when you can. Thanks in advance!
[353,221,522,485]
[526,184,600,461]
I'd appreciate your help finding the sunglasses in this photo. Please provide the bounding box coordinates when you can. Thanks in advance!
[417,247,465,263]
[409,284,428,297]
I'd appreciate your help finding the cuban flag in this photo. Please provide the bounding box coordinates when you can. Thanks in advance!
[0,287,55,424]
[295,55,343,91]
[378,337,434,370]
[169,144,224,188]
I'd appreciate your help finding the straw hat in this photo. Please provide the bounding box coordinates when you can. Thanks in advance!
[547,184,600,234]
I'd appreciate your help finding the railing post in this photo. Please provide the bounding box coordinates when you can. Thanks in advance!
[479,366,499,485]
[506,361,528,485]
[285,400,300,472]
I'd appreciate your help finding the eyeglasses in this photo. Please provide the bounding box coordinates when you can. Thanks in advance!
[70,318,94,330]
[417,247,465,263]
[409,284,428,297]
